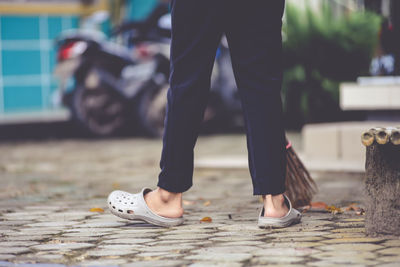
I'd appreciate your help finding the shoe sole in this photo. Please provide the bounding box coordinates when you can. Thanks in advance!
[258,217,301,229]
[108,203,184,227]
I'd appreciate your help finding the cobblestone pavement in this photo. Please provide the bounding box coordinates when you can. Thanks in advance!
[0,134,399,266]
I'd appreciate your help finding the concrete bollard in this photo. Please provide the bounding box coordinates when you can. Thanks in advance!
[362,127,400,236]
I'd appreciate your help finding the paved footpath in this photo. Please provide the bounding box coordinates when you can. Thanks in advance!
[0,135,399,267]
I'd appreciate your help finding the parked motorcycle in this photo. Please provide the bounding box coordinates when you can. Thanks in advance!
[54,5,243,137]
[54,10,170,137]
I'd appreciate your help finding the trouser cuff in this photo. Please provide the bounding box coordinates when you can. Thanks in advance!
[157,180,192,193]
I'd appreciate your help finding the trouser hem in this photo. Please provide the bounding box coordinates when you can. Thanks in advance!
[253,185,286,196]
[157,180,192,194]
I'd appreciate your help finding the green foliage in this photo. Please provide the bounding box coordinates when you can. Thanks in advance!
[282,1,382,127]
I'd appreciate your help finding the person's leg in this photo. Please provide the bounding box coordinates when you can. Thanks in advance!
[145,0,223,217]
[225,0,288,217]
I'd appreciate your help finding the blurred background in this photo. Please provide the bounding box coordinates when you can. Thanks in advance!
[1,2,400,265]
[0,0,399,143]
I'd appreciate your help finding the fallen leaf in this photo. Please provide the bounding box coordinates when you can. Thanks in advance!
[112,182,120,189]
[345,203,361,212]
[89,207,104,212]
[105,256,120,259]
[203,201,211,206]
[311,202,328,209]
[200,216,212,223]
[356,208,365,215]
[326,205,342,214]
[183,200,195,206]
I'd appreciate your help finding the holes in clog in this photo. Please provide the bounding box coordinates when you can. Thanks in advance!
[124,202,127,204]
[109,202,111,204]
[131,202,134,205]
[118,209,123,213]
[112,206,116,209]
[127,210,134,214]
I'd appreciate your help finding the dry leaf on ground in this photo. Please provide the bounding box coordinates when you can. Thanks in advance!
[326,205,342,214]
[183,200,195,206]
[345,203,361,211]
[89,207,104,212]
[200,216,212,223]
[112,182,120,189]
[311,202,328,209]
[356,208,365,215]
[203,201,211,206]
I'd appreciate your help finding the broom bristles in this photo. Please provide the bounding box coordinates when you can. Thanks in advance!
[285,140,317,208]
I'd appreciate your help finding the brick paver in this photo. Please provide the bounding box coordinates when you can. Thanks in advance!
[0,135,399,266]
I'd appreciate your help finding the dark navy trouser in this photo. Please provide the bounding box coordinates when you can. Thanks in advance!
[158,0,287,195]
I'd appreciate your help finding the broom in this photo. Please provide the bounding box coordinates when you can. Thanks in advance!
[284,138,317,208]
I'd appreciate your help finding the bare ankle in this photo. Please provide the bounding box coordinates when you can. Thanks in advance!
[263,194,285,206]
[262,194,289,218]
[144,187,184,218]
[157,188,182,204]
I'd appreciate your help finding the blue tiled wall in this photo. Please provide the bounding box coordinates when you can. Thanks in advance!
[1,16,40,40]
[0,15,79,113]
[0,1,160,115]
[3,86,43,111]
[127,0,158,21]
[2,50,42,75]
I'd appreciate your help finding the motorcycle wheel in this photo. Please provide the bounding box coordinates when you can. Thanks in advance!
[137,84,169,138]
[71,85,129,137]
